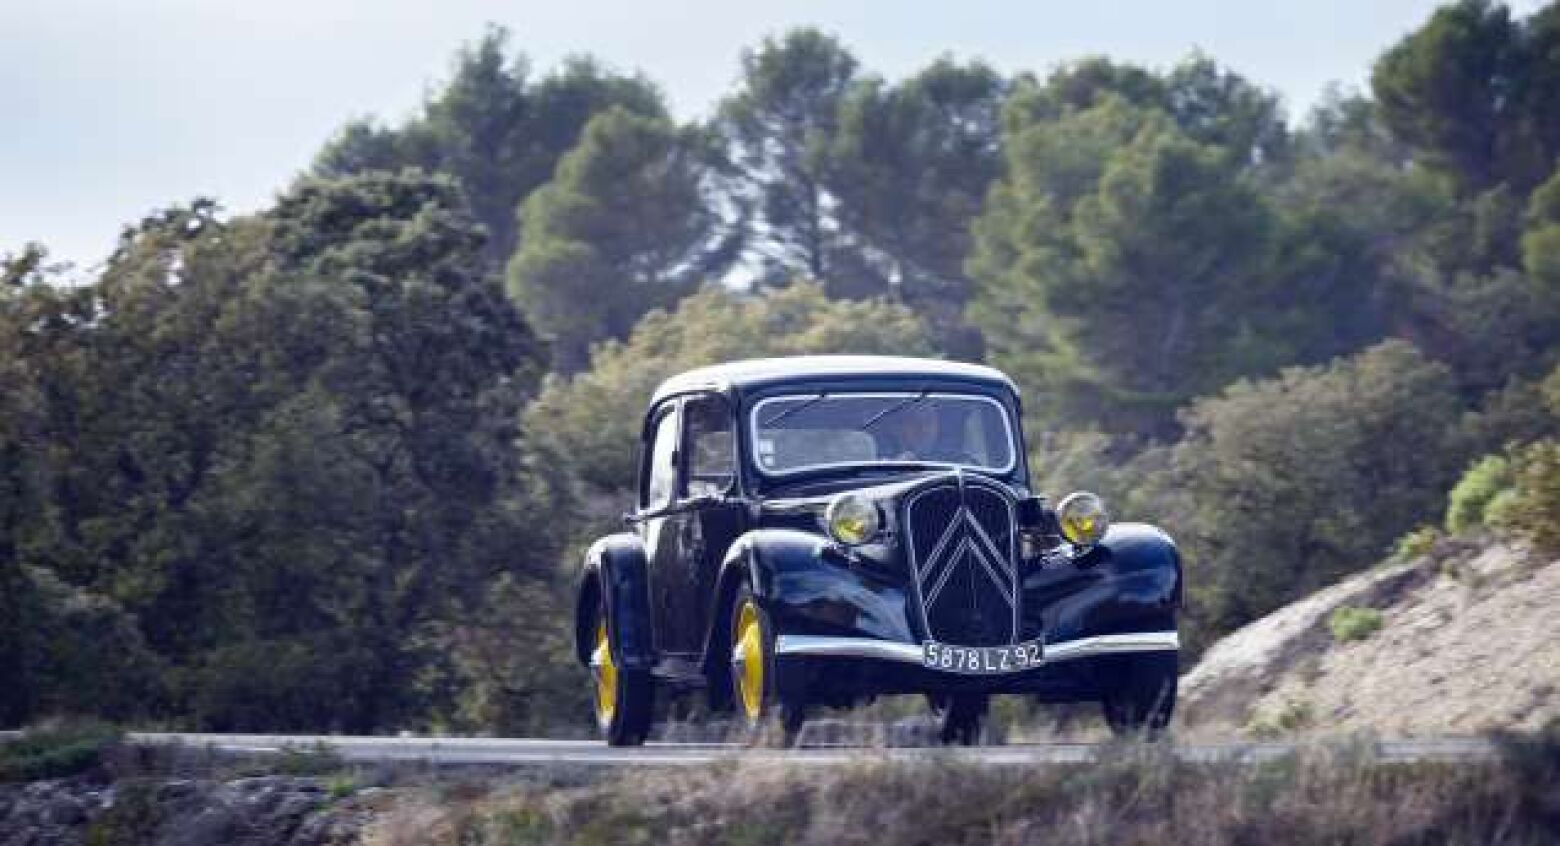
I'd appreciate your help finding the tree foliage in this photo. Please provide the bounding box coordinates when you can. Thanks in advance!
[969,86,1286,436]
[507,108,732,372]
[524,283,935,500]
[1372,0,1560,193]
[313,27,665,266]
[0,175,568,732]
[827,58,1008,355]
[720,29,859,284]
[1163,342,1464,651]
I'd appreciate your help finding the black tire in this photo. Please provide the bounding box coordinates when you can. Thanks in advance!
[591,600,654,747]
[932,693,989,746]
[1099,651,1177,739]
[728,583,806,746]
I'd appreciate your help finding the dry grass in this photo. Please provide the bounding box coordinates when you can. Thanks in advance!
[363,727,1560,846]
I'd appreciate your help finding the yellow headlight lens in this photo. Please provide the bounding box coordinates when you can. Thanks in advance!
[825,493,880,546]
[1057,491,1109,547]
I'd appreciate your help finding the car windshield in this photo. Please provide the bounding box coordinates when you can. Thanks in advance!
[749,392,1016,476]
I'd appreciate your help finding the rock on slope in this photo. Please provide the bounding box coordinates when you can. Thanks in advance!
[1178,538,1560,736]
[0,775,375,846]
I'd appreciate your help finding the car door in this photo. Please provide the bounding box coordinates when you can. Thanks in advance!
[677,394,745,657]
[638,400,686,659]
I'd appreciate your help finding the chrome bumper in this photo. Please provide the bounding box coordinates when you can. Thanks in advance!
[773,631,1179,667]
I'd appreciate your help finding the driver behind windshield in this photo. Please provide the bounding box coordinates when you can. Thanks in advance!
[877,403,963,463]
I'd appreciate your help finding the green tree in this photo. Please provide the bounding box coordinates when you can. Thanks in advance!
[827,58,1008,355]
[969,94,1281,436]
[203,171,557,731]
[1164,341,1464,651]
[1372,0,1560,194]
[507,108,731,372]
[1523,165,1560,284]
[720,28,859,284]
[1373,0,1518,190]
[0,176,566,732]
[1010,54,1289,168]
[314,27,665,266]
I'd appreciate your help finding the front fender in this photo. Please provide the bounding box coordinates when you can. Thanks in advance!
[703,529,917,667]
[1036,522,1182,642]
[576,533,656,671]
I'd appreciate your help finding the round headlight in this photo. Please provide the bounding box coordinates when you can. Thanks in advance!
[1057,491,1109,547]
[825,493,881,546]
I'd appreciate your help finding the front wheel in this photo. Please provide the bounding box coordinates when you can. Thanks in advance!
[1099,651,1177,739]
[592,611,653,746]
[729,584,806,745]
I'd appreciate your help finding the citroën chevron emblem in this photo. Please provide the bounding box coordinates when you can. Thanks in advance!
[917,501,1016,609]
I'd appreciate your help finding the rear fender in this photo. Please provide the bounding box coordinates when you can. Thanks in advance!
[576,533,656,671]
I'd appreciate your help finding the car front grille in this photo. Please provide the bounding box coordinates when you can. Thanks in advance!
[903,477,1019,646]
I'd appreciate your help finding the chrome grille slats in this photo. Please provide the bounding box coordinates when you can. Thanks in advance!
[903,477,1020,646]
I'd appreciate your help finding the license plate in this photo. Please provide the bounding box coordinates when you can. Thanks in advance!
[923,639,1044,674]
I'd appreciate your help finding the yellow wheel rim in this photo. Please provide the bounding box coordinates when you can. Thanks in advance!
[593,619,617,725]
[735,600,765,721]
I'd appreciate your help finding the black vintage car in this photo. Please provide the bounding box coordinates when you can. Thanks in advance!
[575,356,1181,745]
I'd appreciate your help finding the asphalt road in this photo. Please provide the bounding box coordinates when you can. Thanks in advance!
[68,731,1495,767]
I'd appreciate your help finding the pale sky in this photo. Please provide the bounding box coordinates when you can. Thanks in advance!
[1,0,1546,270]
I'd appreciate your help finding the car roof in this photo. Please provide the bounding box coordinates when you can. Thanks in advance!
[650,355,1018,405]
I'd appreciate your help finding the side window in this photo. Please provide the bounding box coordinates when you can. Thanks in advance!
[642,404,680,510]
[683,396,735,498]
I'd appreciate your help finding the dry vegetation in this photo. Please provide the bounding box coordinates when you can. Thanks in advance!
[362,730,1560,846]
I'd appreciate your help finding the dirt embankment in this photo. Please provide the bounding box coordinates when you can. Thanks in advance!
[1179,537,1560,736]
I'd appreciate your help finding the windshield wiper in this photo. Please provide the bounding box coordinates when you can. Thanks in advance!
[837,460,951,477]
[760,392,828,427]
[860,388,931,430]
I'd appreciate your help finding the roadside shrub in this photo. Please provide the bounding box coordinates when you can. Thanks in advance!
[1491,439,1560,556]
[1328,607,1384,643]
[1391,525,1441,561]
[1446,454,1513,534]
[1246,699,1315,738]
[0,719,122,782]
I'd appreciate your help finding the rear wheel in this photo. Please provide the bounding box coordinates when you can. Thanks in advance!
[931,693,988,746]
[592,609,653,746]
[730,584,806,745]
[1099,652,1177,739]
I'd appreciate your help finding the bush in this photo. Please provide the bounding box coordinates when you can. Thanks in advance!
[1391,525,1441,561]
[1168,341,1464,651]
[1491,439,1560,556]
[0,719,122,782]
[12,568,166,724]
[1328,607,1384,643]
[1446,454,1513,534]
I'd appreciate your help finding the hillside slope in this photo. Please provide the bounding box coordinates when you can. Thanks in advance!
[1179,538,1560,736]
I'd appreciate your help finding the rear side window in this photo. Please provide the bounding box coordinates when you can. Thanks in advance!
[642,404,680,510]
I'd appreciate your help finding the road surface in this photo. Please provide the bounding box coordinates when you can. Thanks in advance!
[35,731,1490,768]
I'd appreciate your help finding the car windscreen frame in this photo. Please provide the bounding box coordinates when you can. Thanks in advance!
[747,390,1019,478]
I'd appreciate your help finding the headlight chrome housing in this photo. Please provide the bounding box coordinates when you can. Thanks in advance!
[825,493,881,546]
[1057,491,1109,548]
